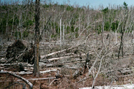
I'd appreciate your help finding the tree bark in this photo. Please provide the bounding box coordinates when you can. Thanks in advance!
[33,0,40,77]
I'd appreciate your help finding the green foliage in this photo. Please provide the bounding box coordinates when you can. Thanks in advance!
[0,3,130,39]
[66,26,70,33]
[51,34,57,38]
[66,6,74,11]
[77,7,83,11]
[23,20,34,28]
[96,25,101,34]
[60,5,65,8]
[15,31,21,39]
[0,18,6,33]
[75,27,79,32]
[71,25,74,32]
[43,4,50,8]
[23,30,29,37]
[104,21,110,31]
[111,21,119,32]
[123,2,128,10]
[73,13,79,19]
[14,16,19,25]
[55,23,59,34]
[102,7,109,14]
[70,18,75,25]
[0,5,8,10]
[8,19,13,26]
[0,45,2,51]
[0,24,6,34]
[75,32,78,38]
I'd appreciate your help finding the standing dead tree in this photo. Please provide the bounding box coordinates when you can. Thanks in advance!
[118,4,128,59]
[83,53,90,74]
[34,0,40,77]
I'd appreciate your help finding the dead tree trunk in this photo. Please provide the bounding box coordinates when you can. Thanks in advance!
[118,10,128,59]
[33,0,40,77]
[118,28,124,59]
[0,71,33,89]
[83,53,90,73]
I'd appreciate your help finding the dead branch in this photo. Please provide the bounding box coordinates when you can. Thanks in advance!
[49,79,60,86]
[0,71,33,89]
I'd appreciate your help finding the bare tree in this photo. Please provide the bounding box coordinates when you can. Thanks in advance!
[118,3,128,59]
[33,0,40,77]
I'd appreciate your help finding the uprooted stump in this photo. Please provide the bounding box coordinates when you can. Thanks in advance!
[23,44,35,64]
[6,40,26,59]
[6,40,35,64]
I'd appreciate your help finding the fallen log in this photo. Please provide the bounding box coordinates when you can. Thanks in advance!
[40,42,85,59]
[46,53,86,62]
[0,63,33,67]
[27,77,56,81]
[14,69,57,75]
[0,71,33,89]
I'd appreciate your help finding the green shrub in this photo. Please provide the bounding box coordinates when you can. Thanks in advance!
[66,26,70,33]
[104,21,110,31]
[75,27,79,32]
[55,25,59,34]
[71,25,74,32]
[96,25,101,34]
[51,34,57,38]
[0,18,6,33]
[23,30,29,37]
[23,20,34,28]
[102,7,109,14]
[111,21,119,32]
[66,6,74,11]
[13,16,19,25]
[15,31,21,39]
[75,32,78,38]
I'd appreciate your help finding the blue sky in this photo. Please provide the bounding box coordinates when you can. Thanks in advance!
[1,0,134,8]
[51,0,134,8]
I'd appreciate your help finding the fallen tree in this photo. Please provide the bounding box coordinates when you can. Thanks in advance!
[46,53,86,62]
[0,71,33,89]
[40,42,86,59]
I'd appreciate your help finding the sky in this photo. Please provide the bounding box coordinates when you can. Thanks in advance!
[51,0,134,8]
[1,0,134,8]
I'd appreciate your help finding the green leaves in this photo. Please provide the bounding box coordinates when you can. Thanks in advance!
[102,7,109,14]
[23,20,34,28]
[123,2,128,10]
[66,6,74,11]
[111,21,119,32]
[23,30,29,37]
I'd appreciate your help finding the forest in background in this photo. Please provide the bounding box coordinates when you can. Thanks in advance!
[0,1,131,42]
